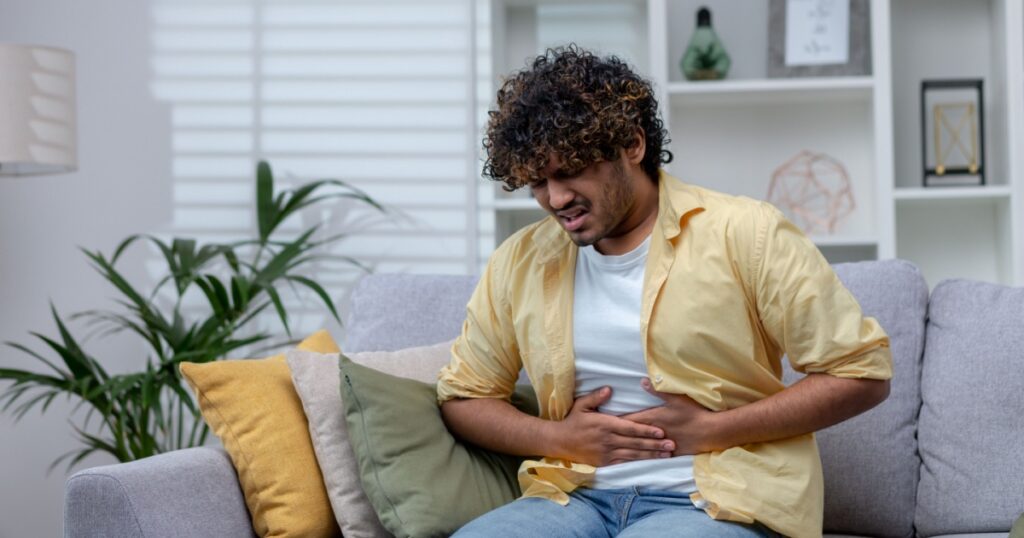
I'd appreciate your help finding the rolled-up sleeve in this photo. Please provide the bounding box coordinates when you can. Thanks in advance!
[437,252,522,405]
[753,203,893,380]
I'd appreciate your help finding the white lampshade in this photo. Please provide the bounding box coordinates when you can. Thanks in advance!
[0,43,77,176]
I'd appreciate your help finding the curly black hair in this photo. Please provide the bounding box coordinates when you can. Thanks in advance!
[482,45,672,191]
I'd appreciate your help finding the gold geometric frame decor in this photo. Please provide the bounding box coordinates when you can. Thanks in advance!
[921,79,985,186]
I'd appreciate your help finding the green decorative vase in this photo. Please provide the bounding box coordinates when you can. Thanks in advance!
[680,7,731,81]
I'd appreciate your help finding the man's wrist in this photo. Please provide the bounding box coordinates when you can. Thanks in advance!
[534,417,565,459]
[698,409,730,453]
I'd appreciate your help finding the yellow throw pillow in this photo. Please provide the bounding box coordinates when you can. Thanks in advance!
[180,330,341,538]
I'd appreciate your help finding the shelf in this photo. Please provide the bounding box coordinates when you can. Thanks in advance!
[893,186,1013,204]
[666,77,874,107]
[492,200,875,248]
[492,203,875,249]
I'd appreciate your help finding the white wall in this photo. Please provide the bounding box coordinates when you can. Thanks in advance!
[0,0,173,535]
[0,1,490,535]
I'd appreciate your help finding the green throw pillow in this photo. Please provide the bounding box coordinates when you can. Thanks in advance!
[339,353,539,538]
[1011,513,1024,538]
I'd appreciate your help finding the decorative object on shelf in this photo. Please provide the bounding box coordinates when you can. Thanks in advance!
[680,6,731,81]
[0,161,383,470]
[921,79,985,187]
[768,0,871,78]
[0,43,77,176]
[767,150,855,235]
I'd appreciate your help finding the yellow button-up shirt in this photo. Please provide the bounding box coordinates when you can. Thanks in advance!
[437,172,892,538]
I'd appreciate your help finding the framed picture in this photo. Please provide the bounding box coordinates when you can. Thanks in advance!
[768,0,872,78]
[921,79,985,187]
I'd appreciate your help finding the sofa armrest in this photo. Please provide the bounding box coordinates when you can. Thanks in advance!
[64,446,254,538]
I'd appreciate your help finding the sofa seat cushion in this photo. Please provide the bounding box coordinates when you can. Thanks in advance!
[916,279,1024,537]
[783,259,928,538]
[927,534,1011,538]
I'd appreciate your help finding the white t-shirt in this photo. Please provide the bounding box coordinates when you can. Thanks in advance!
[573,236,697,493]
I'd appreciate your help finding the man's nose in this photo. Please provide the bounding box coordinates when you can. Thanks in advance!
[547,180,575,210]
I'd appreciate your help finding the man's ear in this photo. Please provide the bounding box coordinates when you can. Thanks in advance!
[625,129,646,165]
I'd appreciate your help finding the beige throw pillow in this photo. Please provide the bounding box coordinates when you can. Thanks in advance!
[287,339,455,538]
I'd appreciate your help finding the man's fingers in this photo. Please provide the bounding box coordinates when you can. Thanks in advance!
[612,412,662,435]
[609,433,675,453]
[620,409,655,424]
[574,386,612,411]
[640,377,675,401]
[632,422,665,440]
[639,379,702,408]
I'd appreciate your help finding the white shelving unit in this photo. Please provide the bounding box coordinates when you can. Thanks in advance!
[665,76,875,106]
[886,0,1024,286]
[485,0,1024,287]
[893,186,1014,203]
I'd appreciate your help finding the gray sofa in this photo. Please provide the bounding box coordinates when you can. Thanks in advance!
[64,259,1023,537]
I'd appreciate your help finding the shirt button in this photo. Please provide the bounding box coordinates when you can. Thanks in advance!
[654,374,664,384]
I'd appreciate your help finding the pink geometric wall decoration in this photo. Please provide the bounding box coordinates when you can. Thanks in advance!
[766,150,855,235]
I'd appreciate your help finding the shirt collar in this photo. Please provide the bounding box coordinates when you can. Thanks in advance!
[655,169,705,241]
[532,170,705,264]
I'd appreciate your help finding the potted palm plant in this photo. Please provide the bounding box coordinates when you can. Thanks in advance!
[0,161,382,471]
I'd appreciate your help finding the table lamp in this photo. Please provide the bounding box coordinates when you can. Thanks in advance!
[0,43,77,176]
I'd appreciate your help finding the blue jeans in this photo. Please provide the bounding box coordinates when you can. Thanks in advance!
[452,487,778,537]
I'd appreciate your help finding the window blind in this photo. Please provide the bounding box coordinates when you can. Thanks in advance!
[150,0,492,338]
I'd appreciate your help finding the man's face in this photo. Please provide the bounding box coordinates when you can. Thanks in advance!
[529,153,637,248]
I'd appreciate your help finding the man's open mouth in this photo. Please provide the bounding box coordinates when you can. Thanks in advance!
[558,208,589,232]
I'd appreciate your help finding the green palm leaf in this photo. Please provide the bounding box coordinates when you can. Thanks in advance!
[1,159,381,471]
[285,275,340,323]
[256,160,275,242]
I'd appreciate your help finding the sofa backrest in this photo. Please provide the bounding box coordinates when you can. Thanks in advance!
[344,260,930,536]
[783,259,928,538]
[915,279,1024,536]
[343,273,478,353]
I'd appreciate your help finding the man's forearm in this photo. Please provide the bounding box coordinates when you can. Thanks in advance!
[441,391,674,466]
[441,397,556,457]
[703,373,889,451]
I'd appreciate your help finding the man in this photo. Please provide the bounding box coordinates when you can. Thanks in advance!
[437,46,892,538]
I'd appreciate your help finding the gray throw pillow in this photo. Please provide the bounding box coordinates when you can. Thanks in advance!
[915,279,1024,536]
[782,259,927,537]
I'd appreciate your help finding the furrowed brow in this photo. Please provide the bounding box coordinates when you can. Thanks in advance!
[552,167,577,179]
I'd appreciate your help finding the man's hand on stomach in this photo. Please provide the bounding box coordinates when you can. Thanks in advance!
[547,386,675,467]
[620,378,717,456]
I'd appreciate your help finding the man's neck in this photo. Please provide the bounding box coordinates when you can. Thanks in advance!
[594,177,660,256]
